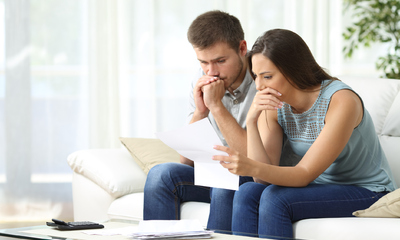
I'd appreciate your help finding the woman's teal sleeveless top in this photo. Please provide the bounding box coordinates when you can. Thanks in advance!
[277,80,396,192]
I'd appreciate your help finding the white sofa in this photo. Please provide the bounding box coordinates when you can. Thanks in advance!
[68,76,400,240]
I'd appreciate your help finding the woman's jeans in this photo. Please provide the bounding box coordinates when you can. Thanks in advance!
[232,182,388,239]
[143,162,253,231]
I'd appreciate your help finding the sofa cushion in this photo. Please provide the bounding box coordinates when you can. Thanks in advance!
[180,201,210,227]
[353,188,400,218]
[120,137,180,174]
[108,193,144,221]
[293,217,400,240]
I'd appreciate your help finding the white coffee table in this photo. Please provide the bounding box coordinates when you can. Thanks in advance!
[0,220,292,239]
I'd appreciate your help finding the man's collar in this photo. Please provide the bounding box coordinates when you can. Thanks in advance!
[231,69,253,96]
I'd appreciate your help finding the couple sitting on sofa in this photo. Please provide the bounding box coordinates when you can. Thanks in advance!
[143,10,396,239]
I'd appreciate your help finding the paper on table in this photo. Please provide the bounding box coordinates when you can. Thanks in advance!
[132,220,213,239]
[82,225,139,236]
[81,220,212,239]
[137,219,204,233]
[155,118,239,190]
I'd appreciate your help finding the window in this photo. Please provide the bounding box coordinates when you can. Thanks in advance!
[0,0,5,184]
[0,0,389,221]
[1,0,87,220]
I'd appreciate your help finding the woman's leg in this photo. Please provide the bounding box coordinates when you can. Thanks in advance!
[207,176,254,232]
[258,184,387,239]
[231,182,269,236]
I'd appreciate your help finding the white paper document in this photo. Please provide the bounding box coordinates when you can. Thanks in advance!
[82,225,139,236]
[155,118,239,190]
[82,220,212,239]
[132,220,213,239]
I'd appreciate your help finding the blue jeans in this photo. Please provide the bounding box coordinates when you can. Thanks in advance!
[143,162,252,231]
[232,182,388,239]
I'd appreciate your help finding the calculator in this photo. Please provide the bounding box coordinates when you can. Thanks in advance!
[46,219,104,230]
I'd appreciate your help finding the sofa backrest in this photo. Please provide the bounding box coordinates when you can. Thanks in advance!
[341,76,400,188]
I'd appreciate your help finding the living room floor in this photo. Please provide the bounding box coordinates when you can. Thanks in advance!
[0,221,70,240]
[0,221,48,240]
[0,221,43,229]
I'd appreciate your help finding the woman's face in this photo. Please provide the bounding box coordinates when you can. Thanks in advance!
[251,53,290,94]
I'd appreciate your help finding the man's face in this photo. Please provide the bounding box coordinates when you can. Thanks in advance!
[194,41,246,91]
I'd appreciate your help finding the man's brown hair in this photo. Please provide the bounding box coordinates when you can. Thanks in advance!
[187,10,244,52]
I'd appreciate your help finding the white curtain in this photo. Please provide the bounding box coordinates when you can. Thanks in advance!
[0,0,385,221]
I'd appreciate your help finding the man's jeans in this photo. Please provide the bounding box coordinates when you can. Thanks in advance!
[232,182,388,238]
[143,162,252,231]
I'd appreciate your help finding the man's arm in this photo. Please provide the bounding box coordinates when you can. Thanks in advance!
[180,75,248,165]
[180,74,214,166]
[180,100,247,165]
[209,104,247,155]
[202,79,247,155]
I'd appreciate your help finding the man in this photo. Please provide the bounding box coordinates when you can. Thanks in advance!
[143,10,257,231]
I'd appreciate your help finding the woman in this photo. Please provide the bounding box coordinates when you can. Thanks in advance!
[212,29,396,238]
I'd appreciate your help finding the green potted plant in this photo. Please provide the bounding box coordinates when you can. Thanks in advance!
[343,0,400,79]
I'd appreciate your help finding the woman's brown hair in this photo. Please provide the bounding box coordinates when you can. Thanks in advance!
[247,29,337,90]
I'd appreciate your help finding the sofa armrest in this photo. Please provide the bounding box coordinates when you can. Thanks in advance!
[72,172,115,221]
[67,148,147,199]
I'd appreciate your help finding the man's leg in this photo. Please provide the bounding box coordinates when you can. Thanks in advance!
[207,176,254,231]
[143,162,210,220]
[231,182,268,236]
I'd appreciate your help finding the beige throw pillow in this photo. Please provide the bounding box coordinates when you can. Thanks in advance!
[120,137,180,174]
[353,188,400,218]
